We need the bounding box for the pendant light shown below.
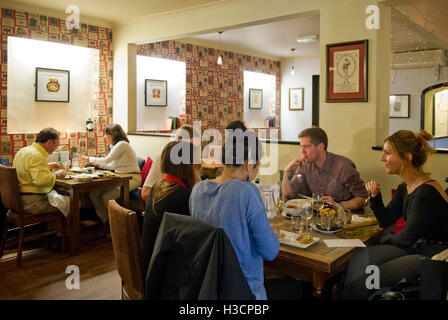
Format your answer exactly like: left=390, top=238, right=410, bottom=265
left=217, top=31, right=223, bottom=65
left=290, top=48, right=296, bottom=75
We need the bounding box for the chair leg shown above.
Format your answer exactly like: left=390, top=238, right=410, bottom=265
left=0, top=219, right=8, bottom=259
left=17, top=226, right=24, bottom=267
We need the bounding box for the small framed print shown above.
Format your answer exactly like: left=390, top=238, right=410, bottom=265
left=35, top=67, right=70, bottom=102
left=249, top=88, right=262, bottom=109
left=326, top=39, right=368, bottom=102
left=289, top=88, right=304, bottom=110
left=145, top=79, right=167, bottom=106
left=389, top=94, right=410, bottom=118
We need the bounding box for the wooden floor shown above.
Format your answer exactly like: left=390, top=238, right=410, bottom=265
left=0, top=232, right=121, bottom=300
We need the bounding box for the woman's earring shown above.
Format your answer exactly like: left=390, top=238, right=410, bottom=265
left=246, top=175, right=250, bottom=182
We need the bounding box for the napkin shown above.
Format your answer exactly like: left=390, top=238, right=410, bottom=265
left=323, top=239, right=366, bottom=248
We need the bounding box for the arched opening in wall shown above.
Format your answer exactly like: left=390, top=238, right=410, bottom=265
left=421, top=82, right=448, bottom=149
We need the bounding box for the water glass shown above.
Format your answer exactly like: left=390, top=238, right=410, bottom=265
left=291, top=214, right=301, bottom=233
left=338, top=208, right=352, bottom=226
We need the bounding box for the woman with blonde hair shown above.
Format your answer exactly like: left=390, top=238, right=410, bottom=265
left=343, top=130, right=448, bottom=299
left=82, top=123, right=141, bottom=226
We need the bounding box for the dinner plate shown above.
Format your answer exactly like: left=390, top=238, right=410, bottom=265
left=70, top=167, right=84, bottom=173
left=278, top=231, right=319, bottom=249
left=313, top=224, right=342, bottom=234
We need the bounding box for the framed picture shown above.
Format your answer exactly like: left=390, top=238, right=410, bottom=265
left=35, top=67, right=70, bottom=102
left=249, top=88, right=262, bottom=109
left=145, top=79, right=167, bottom=106
left=289, top=88, right=304, bottom=110
left=326, top=39, right=368, bottom=102
left=389, top=94, right=410, bottom=118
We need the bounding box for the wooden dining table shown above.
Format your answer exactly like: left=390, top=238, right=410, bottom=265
left=54, top=173, right=132, bottom=256
left=265, top=212, right=383, bottom=298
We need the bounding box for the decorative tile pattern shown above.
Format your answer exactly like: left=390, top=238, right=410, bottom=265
left=0, top=8, right=113, bottom=163
left=138, top=41, right=281, bottom=139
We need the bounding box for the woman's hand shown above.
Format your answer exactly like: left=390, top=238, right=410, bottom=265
left=365, top=180, right=381, bottom=197
left=48, top=162, right=61, bottom=170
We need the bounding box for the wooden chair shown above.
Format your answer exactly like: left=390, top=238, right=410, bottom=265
left=108, top=200, right=145, bottom=300
left=0, top=165, right=67, bottom=267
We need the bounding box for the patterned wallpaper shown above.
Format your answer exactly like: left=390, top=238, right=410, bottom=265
left=137, top=41, right=281, bottom=139
left=0, top=8, right=113, bottom=163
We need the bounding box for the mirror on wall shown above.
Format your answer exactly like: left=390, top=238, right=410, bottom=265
left=421, top=82, right=448, bottom=138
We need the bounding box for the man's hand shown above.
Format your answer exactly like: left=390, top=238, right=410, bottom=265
left=48, top=162, right=61, bottom=170
left=320, top=195, right=335, bottom=203
left=55, top=170, right=66, bottom=179
left=284, top=157, right=305, bottom=180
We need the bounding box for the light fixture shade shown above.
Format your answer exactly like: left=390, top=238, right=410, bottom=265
left=290, top=65, right=295, bottom=75
left=296, top=35, right=319, bottom=43
left=217, top=54, right=222, bottom=65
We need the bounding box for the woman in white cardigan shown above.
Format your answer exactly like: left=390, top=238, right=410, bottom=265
left=82, top=124, right=141, bottom=225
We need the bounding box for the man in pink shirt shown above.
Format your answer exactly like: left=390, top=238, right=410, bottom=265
left=282, top=127, right=368, bottom=210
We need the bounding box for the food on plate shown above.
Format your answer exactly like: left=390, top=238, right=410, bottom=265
left=286, top=205, right=298, bottom=209
left=319, top=207, right=336, bottom=215
left=296, top=234, right=314, bottom=244
left=77, top=174, right=91, bottom=179
left=351, top=215, right=377, bottom=223
left=345, top=227, right=379, bottom=237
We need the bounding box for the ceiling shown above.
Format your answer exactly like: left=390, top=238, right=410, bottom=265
left=179, top=13, right=320, bottom=60
left=5, top=0, right=448, bottom=59
left=6, top=0, right=223, bottom=25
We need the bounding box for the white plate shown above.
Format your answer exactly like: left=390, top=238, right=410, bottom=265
left=70, top=167, right=84, bottom=173
left=278, top=231, right=319, bottom=249
left=313, top=224, right=341, bottom=234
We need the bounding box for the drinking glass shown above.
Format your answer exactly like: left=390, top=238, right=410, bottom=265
left=291, top=214, right=301, bottom=233
left=300, top=200, right=313, bottom=236
left=260, top=185, right=276, bottom=219
left=338, top=208, right=352, bottom=226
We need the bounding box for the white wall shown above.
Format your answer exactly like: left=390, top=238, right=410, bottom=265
left=389, top=66, right=448, bottom=135
left=243, top=71, right=276, bottom=128
left=136, top=56, right=186, bottom=130
left=281, top=57, right=320, bottom=141
left=7, top=36, right=98, bottom=133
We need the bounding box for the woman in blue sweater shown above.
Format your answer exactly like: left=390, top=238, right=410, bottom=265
left=189, top=123, right=279, bottom=300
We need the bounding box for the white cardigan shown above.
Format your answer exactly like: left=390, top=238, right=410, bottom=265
left=89, top=141, right=140, bottom=174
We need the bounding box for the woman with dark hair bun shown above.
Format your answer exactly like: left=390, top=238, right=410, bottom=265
left=343, top=130, right=448, bottom=299
left=189, top=124, right=279, bottom=300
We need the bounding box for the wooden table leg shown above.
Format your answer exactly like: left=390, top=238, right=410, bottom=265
left=119, top=180, right=129, bottom=207
left=69, top=190, right=80, bottom=256
left=312, top=270, right=327, bottom=297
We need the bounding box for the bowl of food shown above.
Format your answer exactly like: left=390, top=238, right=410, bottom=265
left=318, top=207, right=338, bottom=231
left=76, top=174, right=93, bottom=182
left=283, top=199, right=311, bottom=216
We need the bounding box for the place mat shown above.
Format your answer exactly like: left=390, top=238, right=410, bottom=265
left=324, top=239, right=366, bottom=248
left=337, top=225, right=382, bottom=239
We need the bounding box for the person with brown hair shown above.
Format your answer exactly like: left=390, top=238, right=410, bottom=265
left=343, top=130, right=448, bottom=300
left=140, top=124, right=201, bottom=202
left=282, top=127, right=368, bottom=210
left=82, top=123, right=141, bottom=225
left=141, top=140, right=201, bottom=276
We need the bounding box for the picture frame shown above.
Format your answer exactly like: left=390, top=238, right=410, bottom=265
left=249, top=88, right=263, bottom=109
left=145, top=79, right=167, bottom=106
left=289, top=88, right=304, bottom=110
left=326, top=39, right=368, bottom=102
left=35, top=67, right=70, bottom=102
left=389, top=94, right=410, bottom=118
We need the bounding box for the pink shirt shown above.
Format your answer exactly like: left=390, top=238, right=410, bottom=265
left=290, top=152, right=368, bottom=202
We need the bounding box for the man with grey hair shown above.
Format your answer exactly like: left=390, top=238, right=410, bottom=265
left=282, top=127, right=368, bottom=210
left=13, top=127, right=66, bottom=214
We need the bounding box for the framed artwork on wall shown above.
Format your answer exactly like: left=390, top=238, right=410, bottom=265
left=249, top=88, right=262, bottom=109
left=389, top=94, right=410, bottom=118
left=289, top=88, right=304, bottom=110
left=35, top=67, right=70, bottom=102
left=326, top=39, right=368, bottom=102
left=145, top=79, right=167, bottom=106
